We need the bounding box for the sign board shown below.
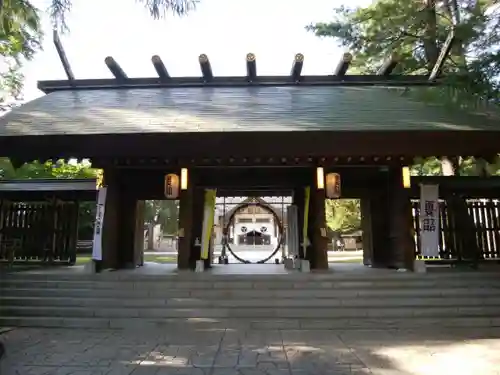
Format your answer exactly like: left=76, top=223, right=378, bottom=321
left=92, top=187, right=107, bottom=261
left=419, top=184, right=440, bottom=257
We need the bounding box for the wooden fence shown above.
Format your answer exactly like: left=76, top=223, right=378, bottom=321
left=0, top=200, right=80, bottom=265
left=412, top=199, right=500, bottom=261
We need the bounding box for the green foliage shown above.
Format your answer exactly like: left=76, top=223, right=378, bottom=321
left=144, top=200, right=179, bottom=234
left=307, top=0, right=500, bottom=106
left=0, top=0, right=42, bottom=109
left=0, top=158, right=98, bottom=179
left=325, top=199, right=361, bottom=233
left=308, top=0, right=500, bottom=176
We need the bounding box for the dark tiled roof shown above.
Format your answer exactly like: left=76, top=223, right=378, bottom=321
left=0, top=86, right=498, bottom=136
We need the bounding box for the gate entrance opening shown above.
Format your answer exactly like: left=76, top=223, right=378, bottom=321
left=214, top=196, right=291, bottom=264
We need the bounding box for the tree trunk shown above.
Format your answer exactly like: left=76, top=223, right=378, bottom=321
left=147, top=222, right=155, bottom=250
left=422, top=0, right=439, bottom=70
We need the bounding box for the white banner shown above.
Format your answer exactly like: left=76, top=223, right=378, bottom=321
left=419, top=184, right=440, bottom=257
left=92, top=187, right=108, bottom=261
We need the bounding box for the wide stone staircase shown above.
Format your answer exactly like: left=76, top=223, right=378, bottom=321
left=1, top=269, right=500, bottom=330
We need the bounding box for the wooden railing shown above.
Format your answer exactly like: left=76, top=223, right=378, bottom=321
left=0, top=201, right=79, bottom=265
left=412, top=198, right=500, bottom=262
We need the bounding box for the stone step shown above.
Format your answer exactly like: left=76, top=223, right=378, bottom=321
left=3, top=295, right=500, bottom=308
left=3, top=270, right=500, bottom=283
left=2, top=286, right=500, bottom=299
left=1, top=315, right=500, bottom=330
left=2, top=304, right=500, bottom=319
left=3, top=278, right=500, bottom=290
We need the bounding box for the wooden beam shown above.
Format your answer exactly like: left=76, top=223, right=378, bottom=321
left=291, top=53, right=304, bottom=81
left=429, top=30, right=455, bottom=81
left=52, top=30, right=75, bottom=81
left=198, top=54, right=213, bottom=81
left=104, top=56, right=128, bottom=80
left=37, top=74, right=440, bottom=93
left=151, top=55, right=170, bottom=82
left=246, top=53, right=257, bottom=81
left=377, top=53, right=399, bottom=75
left=334, top=52, right=352, bottom=77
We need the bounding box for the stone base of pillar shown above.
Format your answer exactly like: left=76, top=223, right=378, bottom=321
left=195, top=260, right=205, bottom=272
left=84, top=260, right=98, bottom=274
left=299, top=259, right=310, bottom=272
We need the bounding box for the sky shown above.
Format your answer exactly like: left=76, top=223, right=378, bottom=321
left=22, top=0, right=370, bottom=100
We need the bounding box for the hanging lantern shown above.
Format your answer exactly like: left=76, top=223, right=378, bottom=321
left=325, top=172, right=341, bottom=199
left=164, top=173, right=180, bottom=199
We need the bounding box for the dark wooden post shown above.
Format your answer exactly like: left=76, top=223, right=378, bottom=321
left=99, top=168, right=121, bottom=270
left=190, top=187, right=205, bottom=269
left=386, top=167, right=415, bottom=270
left=369, top=187, right=391, bottom=267
left=360, top=198, right=373, bottom=266
left=68, top=201, right=80, bottom=265
left=292, top=187, right=305, bottom=259
left=117, top=193, right=142, bottom=269
left=178, top=180, right=194, bottom=270
left=307, top=187, right=329, bottom=270
left=134, top=201, right=145, bottom=266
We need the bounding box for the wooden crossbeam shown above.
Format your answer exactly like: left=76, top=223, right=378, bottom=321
left=246, top=53, right=257, bottom=81
left=38, top=74, right=442, bottom=93
left=377, top=53, right=399, bottom=75
left=334, top=53, right=352, bottom=77
left=52, top=30, right=75, bottom=81
left=429, top=30, right=455, bottom=81
left=199, top=54, right=213, bottom=81
left=151, top=55, right=170, bottom=82
left=104, top=56, right=128, bottom=81
left=291, top=53, right=304, bottom=81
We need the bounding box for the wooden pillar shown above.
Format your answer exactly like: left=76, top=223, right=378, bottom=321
left=134, top=201, right=145, bottom=266
left=189, top=187, right=205, bottom=269
left=68, top=201, right=80, bottom=265
left=369, top=187, right=391, bottom=267
left=386, top=167, right=415, bottom=270
left=360, top=198, right=373, bottom=266
left=99, top=168, right=120, bottom=270
left=292, top=187, right=305, bottom=259
left=116, top=193, right=142, bottom=269
left=178, top=181, right=194, bottom=270
left=307, top=187, right=329, bottom=270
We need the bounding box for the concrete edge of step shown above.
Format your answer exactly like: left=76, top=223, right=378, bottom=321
left=2, top=316, right=500, bottom=330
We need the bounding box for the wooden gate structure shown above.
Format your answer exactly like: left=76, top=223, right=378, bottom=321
left=0, top=179, right=97, bottom=265
left=410, top=176, right=500, bottom=263
left=1, top=40, right=500, bottom=271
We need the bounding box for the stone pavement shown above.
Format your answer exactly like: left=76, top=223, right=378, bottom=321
left=1, top=326, right=500, bottom=375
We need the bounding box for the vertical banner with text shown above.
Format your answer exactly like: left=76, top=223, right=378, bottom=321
left=201, top=189, right=217, bottom=260
left=419, top=184, right=440, bottom=257
left=91, top=187, right=108, bottom=261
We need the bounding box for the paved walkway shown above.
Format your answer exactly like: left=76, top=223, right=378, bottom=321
left=2, top=327, right=500, bottom=375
